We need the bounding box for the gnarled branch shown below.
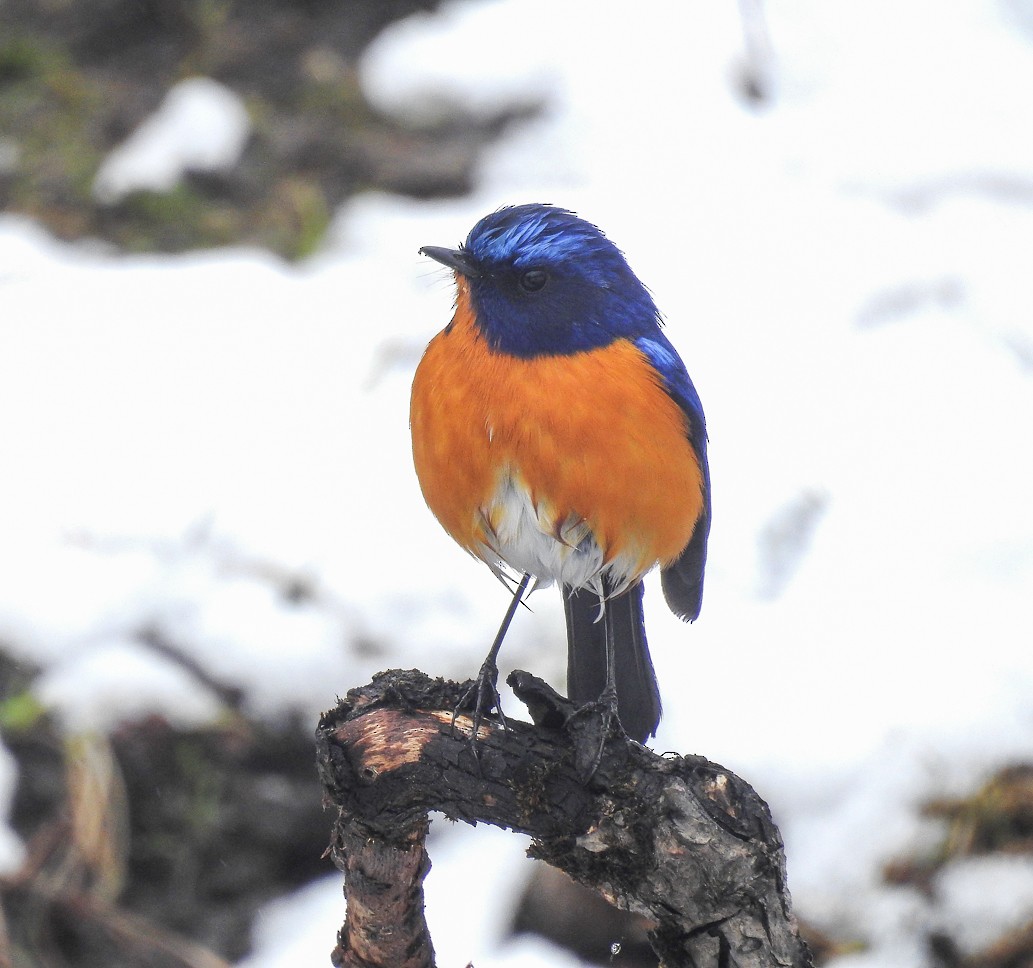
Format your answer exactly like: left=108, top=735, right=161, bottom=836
left=316, top=669, right=813, bottom=968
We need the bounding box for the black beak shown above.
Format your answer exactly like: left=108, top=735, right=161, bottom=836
left=419, top=245, right=481, bottom=278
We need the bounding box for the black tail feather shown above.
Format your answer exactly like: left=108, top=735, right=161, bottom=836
left=563, top=581, right=661, bottom=742
left=660, top=499, right=710, bottom=622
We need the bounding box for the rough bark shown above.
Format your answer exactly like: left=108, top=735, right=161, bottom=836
left=316, top=668, right=814, bottom=968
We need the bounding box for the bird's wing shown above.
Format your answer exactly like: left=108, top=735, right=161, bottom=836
left=633, top=332, right=711, bottom=621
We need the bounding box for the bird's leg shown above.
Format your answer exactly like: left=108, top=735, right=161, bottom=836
left=600, top=593, right=621, bottom=724
left=571, top=582, right=623, bottom=781
left=453, top=572, right=532, bottom=744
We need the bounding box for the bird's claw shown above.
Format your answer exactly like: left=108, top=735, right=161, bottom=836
left=452, top=658, right=508, bottom=748
left=566, top=689, right=622, bottom=782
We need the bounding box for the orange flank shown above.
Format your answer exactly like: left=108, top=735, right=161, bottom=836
left=410, top=279, right=705, bottom=580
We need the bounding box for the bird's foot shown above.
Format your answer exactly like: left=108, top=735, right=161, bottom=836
left=452, top=658, right=508, bottom=751
left=565, top=687, right=622, bottom=783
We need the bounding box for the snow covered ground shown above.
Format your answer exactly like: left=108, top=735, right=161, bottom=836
left=3, top=0, right=1033, bottom=965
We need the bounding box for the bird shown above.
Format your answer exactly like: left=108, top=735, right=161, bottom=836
left=410, top=203, right=710, bottom=748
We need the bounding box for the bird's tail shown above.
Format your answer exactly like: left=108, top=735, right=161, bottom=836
left=563, top=581, right=661, bottom=743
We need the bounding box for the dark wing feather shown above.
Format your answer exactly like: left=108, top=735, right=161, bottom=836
left=634, top=333, right=711, bottom=622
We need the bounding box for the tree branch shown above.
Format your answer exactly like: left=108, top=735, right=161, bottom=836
left=316, top=669, right=814, bottom=968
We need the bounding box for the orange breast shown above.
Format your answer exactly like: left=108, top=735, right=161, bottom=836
left=410, top=279, right=705, bottom=580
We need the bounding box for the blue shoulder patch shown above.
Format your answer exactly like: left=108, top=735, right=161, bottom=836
left=635, top=331, right=711, bottom=622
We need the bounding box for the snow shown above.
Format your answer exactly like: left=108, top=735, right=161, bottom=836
left=93, top=77, right=252, bottom=203
left=237, top=876, right=348, bottom=968
left=0, top=745, right=24, bottom=876
left=242, top=828, right=571, bottom=968
left=932, top=855, right=1033, bottom=954
left=2, top=0, right=1033, bottom=964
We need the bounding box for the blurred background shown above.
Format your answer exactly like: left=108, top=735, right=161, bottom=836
left=1, top=1, right=1032, bottom=966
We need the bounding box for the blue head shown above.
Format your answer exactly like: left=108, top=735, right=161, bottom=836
left=421, top=204, right=662, bottom=357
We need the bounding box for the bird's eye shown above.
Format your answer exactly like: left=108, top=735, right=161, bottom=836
left=519, top=268, right=548, bottom=293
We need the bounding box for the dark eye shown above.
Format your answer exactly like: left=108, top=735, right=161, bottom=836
left=519, top=268, right=548, bottom=293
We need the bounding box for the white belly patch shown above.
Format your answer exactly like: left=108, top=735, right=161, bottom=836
left=475, top=473, right=639, bottom=596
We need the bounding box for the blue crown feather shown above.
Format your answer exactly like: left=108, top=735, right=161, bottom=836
left=458, top=204, right=663, bottom=358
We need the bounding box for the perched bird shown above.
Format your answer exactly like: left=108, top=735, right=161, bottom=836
left=410, top=204, right=710, bottom=745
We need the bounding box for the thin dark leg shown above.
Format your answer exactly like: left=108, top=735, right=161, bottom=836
left=484, top=571, right=532, bottom=677
left=570, top=578, right=623, bottom=781
left=454, top=572, right=532, bottom=743
left=600, top=591, right=620, bottom=713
